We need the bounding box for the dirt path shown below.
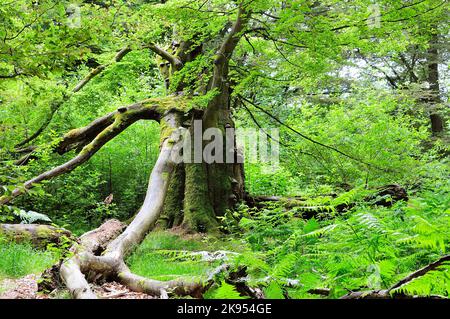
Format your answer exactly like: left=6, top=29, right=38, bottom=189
left=0, top=274, right=44, bottom=299
left=0, top=275, right=157, bottom=299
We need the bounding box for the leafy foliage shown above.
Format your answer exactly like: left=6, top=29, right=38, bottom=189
left=223, top=183, right=450, bottom=298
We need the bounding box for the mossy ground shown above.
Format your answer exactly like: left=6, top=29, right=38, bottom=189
left=125, top=230, right=244, bottom=282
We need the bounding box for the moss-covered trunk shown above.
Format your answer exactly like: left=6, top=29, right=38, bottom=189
left=154, top=5, right=247, bottom=233
left=156, top=107, right=245, bottom=233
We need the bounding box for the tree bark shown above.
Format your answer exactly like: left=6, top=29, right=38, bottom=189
left=51, top=111, right=209, bottom=298
left=9, top=4, right=252, bottom=298
left=341, top=255, right=450, bottom=299
left=0, top=98, right=181, bottom=205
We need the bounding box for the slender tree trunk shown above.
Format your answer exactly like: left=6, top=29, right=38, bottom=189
left=426, top=32, right=445, bottom=135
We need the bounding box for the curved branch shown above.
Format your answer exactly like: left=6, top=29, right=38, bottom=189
left=388, top=254, right=450, bottom=292
left=103, top=112, right=182, bottom=259
left=341, top=255, right=450, bottom=299
left=1, top=99, right=167, bottom=205
left=240, top=101, right=288, bottom=147
left=15, top=98, right=68, bottom=149
left=117, top=266, right=203, bottom=298
left=146, top=43, right=183, bottom=69
left=211, top=3, right=249, bottom=83
left=72, top=46, right=131, bottom=93
left=58, top=112, right=189, bottom=299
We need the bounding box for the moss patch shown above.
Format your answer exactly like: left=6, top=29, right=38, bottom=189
left=143, top=96, right=192, bottom=114
left=159, top=164, right=185, bottom=228
left=125, top=231, right=244, bottom=282
left=183, top=163, right=218, bottom=233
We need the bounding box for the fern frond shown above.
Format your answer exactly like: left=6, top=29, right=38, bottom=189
left=301, top=224, right=338, bottom=239
left=213, top=281, right=246, bottom=299
left=271, top=253, right=298, bottom=278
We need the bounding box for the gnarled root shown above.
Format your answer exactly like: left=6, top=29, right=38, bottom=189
left=47, top=112, right=204, bottom=299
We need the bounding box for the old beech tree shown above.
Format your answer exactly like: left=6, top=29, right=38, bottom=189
left=0, top=0, right=447, bottom=298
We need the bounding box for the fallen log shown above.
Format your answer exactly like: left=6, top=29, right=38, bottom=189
left=0, top=223, right=73, bottom=248
left=245, top=184, right=409, bottom=219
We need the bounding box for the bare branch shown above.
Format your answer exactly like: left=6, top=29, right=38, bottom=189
left=238, top=95, right=386, bottom=170
left=342, top=255, right=450, bottom=299
left=1, top=99, right=166, bottom=205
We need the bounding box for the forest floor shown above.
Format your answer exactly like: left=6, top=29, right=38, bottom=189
left=0, top=230, right=241, bottom=299
left=1, top=188, right=448, bottom=299
left=0, top=275, right=156, bottom=299
left=0, top=274, right=43, bottom=299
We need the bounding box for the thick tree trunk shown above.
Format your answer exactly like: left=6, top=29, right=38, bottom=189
left=155, top=117, right=246, bottom=233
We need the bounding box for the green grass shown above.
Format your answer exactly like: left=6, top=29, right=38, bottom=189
left=0, top=237, right=57, bottom=279
left=126, top=231, right=244, bottom=281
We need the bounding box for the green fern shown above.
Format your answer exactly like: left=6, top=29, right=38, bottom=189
left=391, top=262, right=450, bottom=297
left=15, top=209, right=51, bottom=224
left=213, top=281, right=246, bottom=299
left=263, top=281, right=285, bottom=299
left=271, top=253, right=298, bottom=279
left=300, top=224, right=338, bottom=239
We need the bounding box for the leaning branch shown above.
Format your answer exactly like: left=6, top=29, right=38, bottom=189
left=14, top=98, right=69, bottom=150
left=388, top=254, right=450, bottom=292
left=341, top=254, right=450, bottom=299
left=240, top=101, right=288, bottom=147
left=1, top=99, right=165, bottom=205
left=146, top=43, right=183, bottom=69
left=58, top=112, right=196, bottom=299
left=72, top=46, right=131, bottom=93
